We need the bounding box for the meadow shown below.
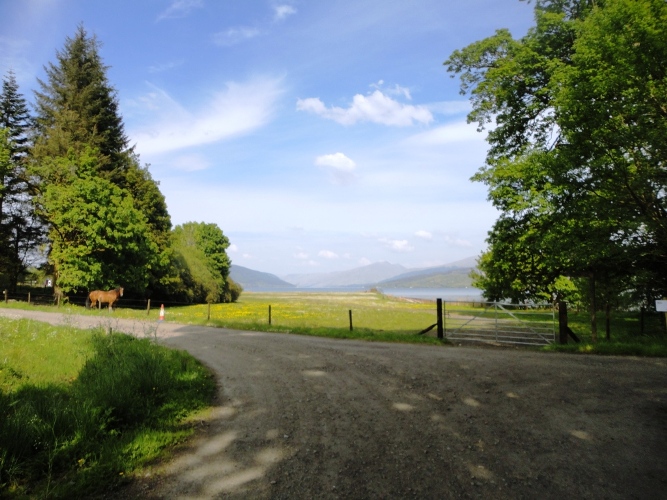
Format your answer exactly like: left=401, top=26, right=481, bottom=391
left=2, top=290, right=666, bottom=354
left=0, top=316, right=215, bottom=498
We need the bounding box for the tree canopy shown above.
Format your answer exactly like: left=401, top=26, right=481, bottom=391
left=446, top=0, right=667, bottom=330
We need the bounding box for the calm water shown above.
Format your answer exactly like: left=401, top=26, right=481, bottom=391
left=245, top=286, right=484, bottom=301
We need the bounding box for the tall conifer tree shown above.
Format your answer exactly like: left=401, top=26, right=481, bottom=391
left=0, top=71, right=42, bottom=291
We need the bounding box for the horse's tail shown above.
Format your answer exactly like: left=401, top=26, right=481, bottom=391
left=85, top=294, right=91, bottom=309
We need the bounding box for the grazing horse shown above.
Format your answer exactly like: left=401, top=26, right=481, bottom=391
left=86, top=287, right=124, bottom=311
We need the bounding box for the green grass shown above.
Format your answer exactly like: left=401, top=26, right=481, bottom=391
left=543, top=309, right=667, bottom=356
left=3, top=290, right=667, bottom=355
left=0, top=317, right=216, bottom=498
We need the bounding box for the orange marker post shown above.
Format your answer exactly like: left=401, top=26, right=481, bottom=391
left=159, top=304, right=165, bottom=321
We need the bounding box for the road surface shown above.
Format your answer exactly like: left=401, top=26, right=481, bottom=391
left=1, top=308, right=666, bottom=499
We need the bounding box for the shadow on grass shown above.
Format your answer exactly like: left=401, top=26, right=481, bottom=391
left=0, top=331, right=216, bottom=498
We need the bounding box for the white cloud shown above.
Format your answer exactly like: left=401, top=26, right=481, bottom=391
left=444, top=235, right=473, bottom=248
left=274, top=5, right=297, bottom=21
left=213, top=27, right=261, bottom=46
left=380, top=238, right=414, bottom=253
left=294, top=252, right=309, bottom=260
left=296, top=89, right=433, bottom=126
left=228, top=244, right=239, bottom=252
left=315, top=153, right=357, bottom=185
left=404, top=121, right=483, bottom=146
left=318, top=250, right=339, bottom=259
left=315, top=152, right=356, bottom=172
left=128, top=78, right=283, bottom=156
left=371, top=80, right=412, bottom=100
left=157, top=0, right=203, bottom=21
left=415, top=230, right=433, bottom=240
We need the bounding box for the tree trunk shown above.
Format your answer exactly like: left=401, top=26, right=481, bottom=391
left=589, top=273, right=597, bottom=343
left=605, top=302, right=611, bottom=341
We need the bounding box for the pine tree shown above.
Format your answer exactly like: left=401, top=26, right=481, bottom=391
left=33, top=24, right=129, bottom=183
left=1, top=70, right=32, bottom=160
left=0, top=71, right=43, bottom=291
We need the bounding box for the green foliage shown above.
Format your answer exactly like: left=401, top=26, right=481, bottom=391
left=0, top=317, right=215, bottom=497
left=447, top=0, right=667, bottom=316
left=171, top=222, right=235, bottom=303
left=0, top=72, right=44, bottom=292
left=33, top=25, right=128, bottom=175
left=33, top=147, right=157, bottom=293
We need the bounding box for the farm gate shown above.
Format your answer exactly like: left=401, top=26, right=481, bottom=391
left=443, top=301, right=555, bottom=346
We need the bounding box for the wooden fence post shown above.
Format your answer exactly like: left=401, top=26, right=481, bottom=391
left=207, top=302, right=211, bottom=321
left=147, top=298, right=151, bottom=315
left=269, top=305, right=272, bottom=325
left=436, top=299, right=443, bottom=339
left=558, top=301, right=568, bottom=345
left=349, top=310, right=353, bottom=331
left=28, top=292, right=31, bottom=305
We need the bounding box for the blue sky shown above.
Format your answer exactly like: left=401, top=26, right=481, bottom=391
left=0, top=0, right=535, bottom=276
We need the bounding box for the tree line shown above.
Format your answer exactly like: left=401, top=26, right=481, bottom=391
left=446, top=0, right=667, bottom=339
left=0, top=26, right=241, bottom=303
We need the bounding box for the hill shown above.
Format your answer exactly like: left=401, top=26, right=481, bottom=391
left=282, top=262, right=407, bottom=288
left=378, top=267, right=473, bottom=288
left=230, top=265, right=295, bottom=289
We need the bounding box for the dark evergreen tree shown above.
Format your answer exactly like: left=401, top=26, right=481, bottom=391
left=0, top=71, right=43, bottom=291
left=33, top=25, right=128, bottom=183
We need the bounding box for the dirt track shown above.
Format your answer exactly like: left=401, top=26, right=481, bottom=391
left=1, top=309, right=666, bottom=499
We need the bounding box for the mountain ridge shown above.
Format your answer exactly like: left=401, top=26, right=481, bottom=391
left=231, top=256, right=478, bottom=290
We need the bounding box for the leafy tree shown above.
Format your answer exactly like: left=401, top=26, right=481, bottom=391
left=447, top=0, right=667, bottom=339
left=171, top=222, right=237, bottom=303
left=33, top=147, right=156, bottom=293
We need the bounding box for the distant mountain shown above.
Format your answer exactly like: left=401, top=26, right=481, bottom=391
left=282, top=262, right=407, bottom=288
left=230, top=265, right=295, bottom=289
left=378, top=267, right=474, bottom=288
left=233, top=256, right=479, bottom=290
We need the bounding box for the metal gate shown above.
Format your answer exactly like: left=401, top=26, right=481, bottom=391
left=443, top=302, right=555, bottom=346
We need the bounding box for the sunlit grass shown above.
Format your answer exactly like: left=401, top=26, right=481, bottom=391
left=0, top=317, right=215, bottom=498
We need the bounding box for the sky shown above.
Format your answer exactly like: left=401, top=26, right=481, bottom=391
left=0, top=0, right=536, bottom=277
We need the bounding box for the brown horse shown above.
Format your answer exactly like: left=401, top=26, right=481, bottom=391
left=86, top=287, right=124, bottom=311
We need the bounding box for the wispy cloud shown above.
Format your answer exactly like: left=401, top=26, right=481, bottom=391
left=148, top=59, right=184, bottom=73
left=415, top=230, right=433, bottom=240
left=157, top=0, right=203, bottom=21
left=297, top=89, right=433, bottom=127
left=315, top=152, right=357, bottom=185
left=273, top=4, right=297, bottom=22
left=403, top=121, right=481, bottom=146
left=380, top=238, right=414, bottom=253
left=127, top=77, right=283, bottom=156
left=318, top=250, right=339, bottom=259
left=213, top=26, right=261, bottom=46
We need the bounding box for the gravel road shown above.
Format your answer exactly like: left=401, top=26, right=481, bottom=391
left=2, top=308, right=666, bottom=499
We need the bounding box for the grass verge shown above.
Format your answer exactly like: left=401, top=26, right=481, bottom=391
left=0, top=317, right=216, bottom=498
